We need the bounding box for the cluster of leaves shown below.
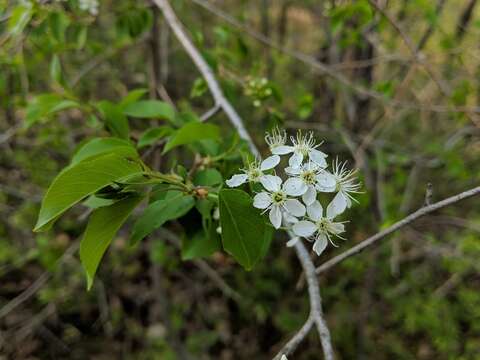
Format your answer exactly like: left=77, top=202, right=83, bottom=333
left=31, top=89, right=278, bottom=289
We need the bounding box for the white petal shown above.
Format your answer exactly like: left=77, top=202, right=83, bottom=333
left=253, top=192, right=272, bottom=209
left=316, top=171, right=336, bottom=188
left=288, top=151, right=304, bottom=168
left=316, top=184, right=336, bottom=192
left=284, top=199, right=306, bottom=217
left=260, top=155, right=280, bottom=171
left=260, top=175, right=282, bottom=192
left=286, top=237, right=299, bottom=248
left=313, top=234, right=328, bottom=256
left=272, top=145, right=293, bottom=155
left=226, top=174, right=248, bottom=187
left=292, top=220, right=317, bottom=237
left=282, top=212, right=299, bottom=226
left=309, top=149, right=328, bottom=167
left=345, top=194, right=352, bottom=208
left=330, top=221, right=345, bottom=235
left=302, top=185, right=317, bottom=206
left=306, top=161, right=320, bottom=171
left=269, top=205, right=282, bottom=229
left=307, top=200, right=323, bottom=221
left=285, top=166, right=301, bottom=175
left=281, top=355, right=289, bottom=360
left=326, top=191, right=347, bottom=218
left=283, top=177, right=308, bottom=196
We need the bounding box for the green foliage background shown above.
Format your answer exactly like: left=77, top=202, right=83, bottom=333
left=1, top=0, right=480, bottom=359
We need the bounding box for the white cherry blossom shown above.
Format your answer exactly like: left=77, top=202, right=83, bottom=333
left=276, top=131, right=328, bottom=168
left=292, top=201, right=346, bottom=256
left=225, top=128, right=360, bottom=256
left=253, top=175, right=306, bottom=229
left=265, top=128, right=291, bottom=155
left=283, top=161, right=336, bottom=204
left=226, top=155, right=280, bottom=187
left=325, top=159, right=362, bottom=218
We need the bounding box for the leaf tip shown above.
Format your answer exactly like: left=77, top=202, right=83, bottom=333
left=86, top=274, right=94, bottom=291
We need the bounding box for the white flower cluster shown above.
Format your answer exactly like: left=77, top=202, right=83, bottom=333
left=226, top=129, right=361, bottom=256
left=79, top=0, right=99, bottom=16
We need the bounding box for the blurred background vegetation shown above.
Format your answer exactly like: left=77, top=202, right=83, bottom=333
left=1, top=0, right=480, bottom=359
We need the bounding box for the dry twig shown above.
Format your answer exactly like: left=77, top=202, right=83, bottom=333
left=153, top=0, right=259, bottom=157
left=316, top=185, right=480, bottom=275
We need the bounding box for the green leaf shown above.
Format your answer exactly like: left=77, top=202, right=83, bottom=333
left=80, top=195, right=143, bottom=290
left=190, top=78, right=208, bottom=98
left=123, top=100, right=175, bottom=121
left=96, top=101, right=129, bottom=139
left=34, top=153, right=143, bottom=232
left=82, top=195, right=116, bottom=209
left=219, top=189, right=273, bottom=270
left=130, top=191, right=195, bottom=245
left=297, top=93, right=313, bottom=119
left=163, top=122, right=220, bottom=153
left=8, top=4, right=33, bottom=36
left=50, top=55, right=62, bottom=84
left=119, top=89, right=148, bottom=107
left=137, top=126, right=174, bottom=148
left=48, top=11, right=70, bottom=43
left=193, top=168, right=223, bottom=186
left=181, top=229, right=221, bottom=260
left=71, top=138, right=137, bottom=165
left=25, top=94, right=79, bottom=128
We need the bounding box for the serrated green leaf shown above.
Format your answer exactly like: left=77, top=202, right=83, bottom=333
left=219, top=189, right=273, bottom=270
left=123, top=100, right=175, bottom=121
left=71, top=138, right=137, bottom=165
left=130, top=191, right=195, bottom=245
left=163, top=122, right=220, bottom=153
left=34, top=153, right=143, bottom=232
left=80, top=195, right=143, bottom=290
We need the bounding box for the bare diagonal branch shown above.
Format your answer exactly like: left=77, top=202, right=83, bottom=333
left=316, top=185, right=480, bottom=275
left=152, top=0, right=260, bottom=157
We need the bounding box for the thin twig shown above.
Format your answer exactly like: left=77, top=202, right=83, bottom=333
left=274, top=238, right=334, bottom=360
left=153, top=0, right=259, bottom=157
left=190, top=0, right=480, bottom=114
left=366, top=0, right=449, bottom=95
left=295, top=241, right=334, bottom=360
left=272, top=315, right=314, bottom=360
left=200, top=104, right=221, bottom=121
left=316, top=185, right=480, bottom=275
